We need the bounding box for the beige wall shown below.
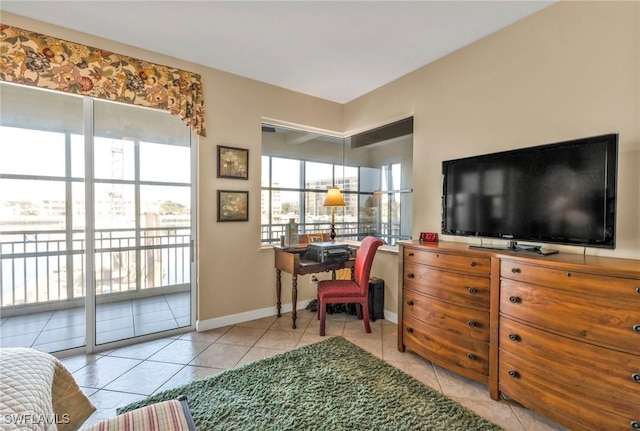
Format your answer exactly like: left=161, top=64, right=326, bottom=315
left=346, top=0, right=640, bottom=259
left=3, top=0, right=639, bottom=328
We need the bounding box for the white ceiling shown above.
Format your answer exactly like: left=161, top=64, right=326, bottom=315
left=1, top=1, right=555, bottom=103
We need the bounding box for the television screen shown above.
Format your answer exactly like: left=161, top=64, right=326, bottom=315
left=441, top=134, right=618, bottom=250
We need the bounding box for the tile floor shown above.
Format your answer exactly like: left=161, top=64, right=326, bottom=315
left=60, top=309, right=569, bottom=431
left=0, top=292, right=190, bottom=352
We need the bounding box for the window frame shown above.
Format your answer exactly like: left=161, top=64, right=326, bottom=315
left=261, top=121, right=413, bottom=247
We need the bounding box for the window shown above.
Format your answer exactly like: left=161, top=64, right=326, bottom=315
left=261, top=119, right=413, bottom=246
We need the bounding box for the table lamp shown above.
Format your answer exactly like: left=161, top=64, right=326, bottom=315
left=323, top=187, right=345, bottom=241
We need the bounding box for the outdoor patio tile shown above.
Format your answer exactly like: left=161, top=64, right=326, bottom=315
left=95, top=327, right=135, bottom=345
left=168, top=305, right=191, bottom=319
left=132, top=299, right=171, bottom=315
left=134, top=319, right=180, bottom=336
left=0, top=332, right=39, bottom=348
left=34, top=324, right=85, bottom=344
left=0, top=318, right=48, bottom=335
left=96, top=303, right=132, bottom=321
left=33, top=336, right=85, bottom=353
left=44, top=312, right=86, bottom=330
left=97, top=315, right=134, bottom=332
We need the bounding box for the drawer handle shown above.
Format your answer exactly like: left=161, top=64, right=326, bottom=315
left=566, top=272, right=572, bottom=278
left=467, top=353, right=476, bottom=360
left=406, top=300, right=414, bottom=306
left=632, top=373, right=640, bottom=382
left=636, top=287, right=640, bottom=294
left=631, top=421, right=640, bottom=430
left=467, top=287, right=477, bottom=294
left=633, top=324, right=640, bottom=333
left=408, top=252, right=414, bottom=256
left=509, top=296, right=519, bottom=304
left=508, top=370, right=519, bottom=378
left=509, top=333, right=519, bottom=342
left=511, top=267, right=521, bottom=274
left=406, top=327, right=414, bottom=334
left=407, top=273, right=415, bottom=279
left=470, top=261, right=477, bottom=267
left=467, top=320, right=476, bottom=327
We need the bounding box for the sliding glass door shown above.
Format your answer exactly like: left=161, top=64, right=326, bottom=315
left=92, top=100, right=194, bottom=346
left=0, top=84, right=86, bottom=352
left=0, top=83, right=195, bottom=353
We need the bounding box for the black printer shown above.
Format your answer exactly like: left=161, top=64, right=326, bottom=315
left=306, top=241, right=351, bottom=263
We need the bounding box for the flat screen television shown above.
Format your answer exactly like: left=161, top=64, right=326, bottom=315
left=441, top=134, right=618, bottom=254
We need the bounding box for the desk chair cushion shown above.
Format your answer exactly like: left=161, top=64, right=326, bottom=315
left=318, top=281, right=360, bottom=297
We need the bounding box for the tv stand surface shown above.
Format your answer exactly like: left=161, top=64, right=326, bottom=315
left=469, top=242, right=558, bottom=256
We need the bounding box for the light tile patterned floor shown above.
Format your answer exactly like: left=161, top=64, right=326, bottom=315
left=62, top=309, right=569, bottom=431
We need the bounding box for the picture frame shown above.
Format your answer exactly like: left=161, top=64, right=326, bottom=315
left=217, top=190, right=249, bottom=222
left=217, top=145, right=249, bottom=179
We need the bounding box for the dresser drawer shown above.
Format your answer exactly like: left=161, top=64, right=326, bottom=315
left=403, top=315, right=489, bottom=377
left=404, top=247, right=490, bottom=276
left=500, top=350, right=638, bottom=431
left=403, top=262, right=490, bottom=309
left=500, top=318, right=640, bottom=414
left=500, top=279, right=640, bottom=354
left=403, top=289, right=489, bottom=342
left=501, top=260, right=640, bottom=302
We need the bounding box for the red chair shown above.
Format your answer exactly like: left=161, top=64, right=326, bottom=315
left=317, top=236, right=383, bottom=336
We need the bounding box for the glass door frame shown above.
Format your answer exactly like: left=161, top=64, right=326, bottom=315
left=82, top=98, right=197, bottom=355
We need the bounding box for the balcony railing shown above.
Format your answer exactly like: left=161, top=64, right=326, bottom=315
left=0, top=227, right=190, bottom=313
left=260, top=221, right=407, bottom=246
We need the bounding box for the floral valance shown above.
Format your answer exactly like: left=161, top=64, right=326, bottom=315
left=0, top=24, right=206, bottom=136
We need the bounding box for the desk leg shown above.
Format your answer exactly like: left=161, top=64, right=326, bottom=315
left=276, top=269, right=282, bottom=318
left=291, top=275, right=298, bottom=329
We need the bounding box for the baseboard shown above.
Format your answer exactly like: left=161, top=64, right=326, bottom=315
left=196, top=302, right=398, bottom=331
left=383, top=310, right=398, bottom=324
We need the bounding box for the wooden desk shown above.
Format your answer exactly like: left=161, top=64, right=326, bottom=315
left=274, top=245, right=354, bottom=329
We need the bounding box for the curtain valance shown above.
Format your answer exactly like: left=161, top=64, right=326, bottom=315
left=0, top=24, right=206, bottom=136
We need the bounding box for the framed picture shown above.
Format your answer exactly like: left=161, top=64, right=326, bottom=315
left=217, top=145, right=249, bottom=179
left=217, top=190, right=249, bottom=222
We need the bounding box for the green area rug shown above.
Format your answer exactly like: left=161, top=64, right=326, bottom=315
left=119, top=336, right=502, bottom=431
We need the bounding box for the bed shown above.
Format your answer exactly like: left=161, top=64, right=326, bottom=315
left=0, top=347, right=96, bottom=431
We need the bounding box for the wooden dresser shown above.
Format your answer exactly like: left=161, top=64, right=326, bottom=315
left=398, top=240, right=640, bottom=431
left=398, top=242, right=495, bottom=385
left=498, top=255, right=640, bottom=431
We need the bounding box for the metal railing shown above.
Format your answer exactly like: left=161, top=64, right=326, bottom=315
left=0, top=227, right=191, bottom=311
left=260, top=221, right=408, bottom=246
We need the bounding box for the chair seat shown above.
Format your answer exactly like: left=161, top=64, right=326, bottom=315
left=317, top=280, right=359, bottom=298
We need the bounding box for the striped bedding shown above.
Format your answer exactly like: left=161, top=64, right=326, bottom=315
left=82, top=397, right=195, bottom=431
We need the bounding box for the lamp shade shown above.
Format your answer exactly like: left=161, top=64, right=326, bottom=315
left=323, top=187, right=345, bottom=207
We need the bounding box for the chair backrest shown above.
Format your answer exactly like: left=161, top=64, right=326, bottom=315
left=353, top=236, right=384, bottom=294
